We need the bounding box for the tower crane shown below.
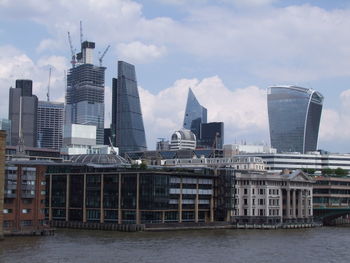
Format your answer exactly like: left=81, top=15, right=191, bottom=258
left=99, top=45, right=110, bottom=66
left=80, top=21, right=83, bottom=45
left=67, top=32, right=76, bottom=67
left=47, top=67, right=51, bottom=102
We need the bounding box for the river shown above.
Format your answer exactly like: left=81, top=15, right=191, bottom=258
left=1, top=227, right=350, bottom=263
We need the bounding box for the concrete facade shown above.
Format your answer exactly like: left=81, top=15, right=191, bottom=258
left=0, top=130, right=6, bottom=239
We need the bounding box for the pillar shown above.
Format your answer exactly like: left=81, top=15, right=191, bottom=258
left=195, top=178, right=199, bottom=223
left=83, top=174, right=87, bottom=223
left=210, top=195, right=214, bottom=222
left=292, top=189, right=296, bottom=219
left=286, top=189, right=291, bottom=219
left=298, top=189, right=303, bottom=219
left=49, top=174, right=52, bottom=222
left=65, top=174, right=70, bottom=222
left=136, top=173, right=140, bottom=224
left=303, top=189, right=308, bottom=219
left=100, top=174, right=104, bottom=223
left=178, top=177, right=183, bottom=223
left=118, top=173, right=122, bottom=224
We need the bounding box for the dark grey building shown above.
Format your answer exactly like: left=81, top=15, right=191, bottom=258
left=37, top=101, right=64, bottom=150
left=104, top=128, right=111, bottom=146
left=199, top=122, right=224, bottom=149
left=183, top=88, right=207, bottom=140
left=8, top=80, right=38, bottom=147
left=267, top=86, right=323, bottom=153
left=65, top=41, right=106, bottom=145
left=111, top=61, right=147, bottom=155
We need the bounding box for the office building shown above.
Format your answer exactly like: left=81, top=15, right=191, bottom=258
left=156, top=139, right=170, bottom=151
left=223, top=144, right=277, bottom=157
left=170, top=129, right=196, bottom=150
left=104, top=128, right=111, bottom=146
left=8, top=79, right=38, bottom=147
left=0, top=131, right=6, bottom=239
left=183, top=88, right=207, bottom=139
left=199, top=122, right=224, bottom=149
left=267, top=86, right=323, bottom=153
left=0, top=119, right=11, bottom=145
left=65, top=41, right=106, bottom=145
left=37, top=101, right=64, bottom=150
left=111, top=61, right=147, bottom=155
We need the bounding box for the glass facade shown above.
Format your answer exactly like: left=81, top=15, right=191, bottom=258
left=267, top=86, right=323, bottom=153
left=111, top=61, right=147, bottom=155
left=66, top=63, right=106, bottom=145
left=183, top=88, right=207, bottom=139
left=199, top=122, right=224, bottom=149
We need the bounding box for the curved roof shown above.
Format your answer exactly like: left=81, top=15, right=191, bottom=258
left=70, top=154, right=129, bottom=166
left=172, top=129, right=196, bottom=141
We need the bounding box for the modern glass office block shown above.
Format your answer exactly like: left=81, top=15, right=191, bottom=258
left=267, top=86, right=323, bottom=153
left=183, top=88, right=207, bottom=139
left=111, top=61, right=147, bottom=155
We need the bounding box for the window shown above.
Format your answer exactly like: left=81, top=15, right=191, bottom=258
left=20, top=220, right=32, bottom=226
left=244, top=188, right=248, bottom=195
left=22, top=209, right=32, bottom=214
left=41, top=190, right=46, bottom=195
left=244, top=199, right=248, bottom=205
left=3, top=209, right=13, bottom=214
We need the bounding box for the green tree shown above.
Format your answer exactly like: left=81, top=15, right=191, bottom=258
left=302, top=168, right=316, bottom=175
left=334, top=167, right=348, bottom=177
left=322, top=168, right=334, bottom=176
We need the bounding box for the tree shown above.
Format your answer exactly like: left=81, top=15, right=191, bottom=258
left=302, top=168, right=316, bottom=175
left=334, top=167, right=348, bottom=177
left=322, top=168, right=334, bottom=176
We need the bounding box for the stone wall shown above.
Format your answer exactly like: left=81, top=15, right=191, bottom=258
left=0, top=130, right=6, bottom=240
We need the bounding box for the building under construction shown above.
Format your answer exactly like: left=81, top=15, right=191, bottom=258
left=65, top=40, right=106, bottom=145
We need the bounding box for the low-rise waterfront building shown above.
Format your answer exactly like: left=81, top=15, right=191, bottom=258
left=233, top=169, right=314, bottom=224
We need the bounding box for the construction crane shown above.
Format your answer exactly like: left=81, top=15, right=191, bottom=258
left=108, top=137, right=117, bottom=155
left=67, top=31, right=76, bottom=67
left=80, top=20, right=83, bottom=45
left=99, top=45, right=110, bottom=66
left=47, top=67, right=51, bottom=102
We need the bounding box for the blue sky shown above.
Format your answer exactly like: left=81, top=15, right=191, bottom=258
left=1, top=0, right=350, bottom=152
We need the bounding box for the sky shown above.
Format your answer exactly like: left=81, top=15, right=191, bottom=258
left=1, top=0, right=350, bottom=152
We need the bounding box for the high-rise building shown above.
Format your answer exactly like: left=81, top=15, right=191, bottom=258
left=65, top=41, right=105, bottom=145
left=37, top=101, right=64, bottom=150
left=0, top=130, right=5, bottom=240
left=8, top=80, right=38, bottom=147
left=0, top=119, right=11, bottom=145
left=183, top=88, right=207, bottom=139
left=267, top=86, right=323, bottom=153
left=111, top=61, right=147, bottom=155
left=199, top=122, right=224, bottom=149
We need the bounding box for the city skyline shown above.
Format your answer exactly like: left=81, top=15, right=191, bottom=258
left=1, top=1, right=350, bottom=152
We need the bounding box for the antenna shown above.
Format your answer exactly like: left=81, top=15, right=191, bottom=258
left=67, top=31, right=76, bottom=67
left=47, top=67, right=51, bottom=102
left=80, top=20, right=83, bottom=45
left=99, top=45, right=110, bottom=66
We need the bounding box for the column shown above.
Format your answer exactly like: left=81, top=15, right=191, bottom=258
left=286, top=189, right=291, bottom=220
left=195, top=178, right=199, bottom=223
left=100, top=174, right=104, bottom=223
left=83, top=174, right=87, bottom=223
left=298, top=189, right=303, bottom=219
left=178, top=177, right=183, bottom=223
left=210, top=195, right=214, bottom=223
left=303, top=189, right=308, bottom=219
left=118, top=173, right=122, bottom=224
left=49, top=174, right=52, bottom=221
left=279, top=187, right=283, bottom=223
left=292, top=189, right=296, bottom=219
left=162, top=211, right=165, bottom=224
left=136, top=173, right=140, bottom=224
left=265, top=187, right=269, bottom=222
left=65, top=174, right=70, bottom=222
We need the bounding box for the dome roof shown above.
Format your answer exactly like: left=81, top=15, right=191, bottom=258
left=70, top=154, right=129, bottom=166
left=171, top=129, right=196, bottom=141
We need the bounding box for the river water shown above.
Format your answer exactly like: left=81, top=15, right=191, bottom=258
left=1, top=227, right=350, bottom=263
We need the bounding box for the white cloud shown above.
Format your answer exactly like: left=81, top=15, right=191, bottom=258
left=117, top=41, right=167, bottom=64
left=139, top=76, right=268, bottom=149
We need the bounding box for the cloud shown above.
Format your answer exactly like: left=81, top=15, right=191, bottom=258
left=117, top=41, right=167, bottom=64
left=139, top=76, right=268, bottom=149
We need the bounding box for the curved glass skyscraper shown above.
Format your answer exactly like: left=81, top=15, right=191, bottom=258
left=111, top=61, right=147, bottom=155
left=183, top=88, right=207, bottom=139
left=267, top=86, right=323, bottom=153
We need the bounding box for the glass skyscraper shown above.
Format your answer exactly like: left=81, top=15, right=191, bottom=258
left=65, top=41, right=105, bottom=145
left=183, top=88, right=207, bottom=139
left=267, top=86, right=323, bottom=153
left=111, top=61, right=147, bottom=155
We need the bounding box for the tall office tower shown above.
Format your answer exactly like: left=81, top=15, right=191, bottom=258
left=267, top=86, right=323, bottom=153
left=37, top=101, right=64, bottom=150
left=199, top=122, right=224, bottom=149
left=183, top=88, right=207, bottom=140
left=0, top=119, right=11, bottom=145
left=65, top=41, right=105, bottom=145
left=111, top=61, right=147, bottom=155
left=8, top=80, right=38, bottom=147
left=0, top=130, right=5, bottom=240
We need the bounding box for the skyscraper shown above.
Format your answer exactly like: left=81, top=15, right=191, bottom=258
left=267, top=86, right=323, bottom=153
left=65, top=41, right=105, bottom=145
left=183, top=88, right=207, bottom=139
left=111, top=61, right=147, bottom=155
left=199, top=122, right=224, bottom=149
left=8, top=80, right=38, bottom=147
left=37, top=101, right=64, bottom=150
